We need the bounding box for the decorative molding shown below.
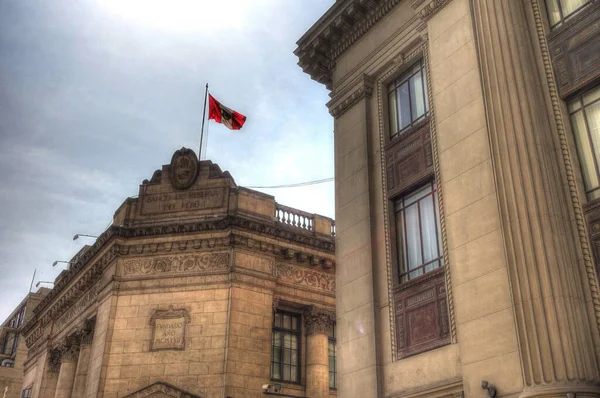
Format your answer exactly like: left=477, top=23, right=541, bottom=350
left=412, top=0, right=453, bottom=21
left=329, top=75, right=374, bottom=118
left=47, top=348, right=62, bottom=373
left=123, top=381, right=201, bottom=398
left=530, top=0, right=600, bottom=336
left=303, top=306, right=335, bottom=335
left=122, top=253, right=229, bottom=277
left=422, top=42, right=456, bottom=344
left=275, top=264, right=335, bottom=293
left=54, top=284, right=99, bottom=329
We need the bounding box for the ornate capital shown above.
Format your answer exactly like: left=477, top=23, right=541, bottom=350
left=303, top=306, right=335, bottom=335
left=47, top=348, right=62, bottom=372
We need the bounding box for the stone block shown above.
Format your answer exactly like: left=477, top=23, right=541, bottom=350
left=439, top=128, right=490, bottom=185
left=445, top=193, right=500, bottom=250
left=443, top=158, right=495, bottom=216
left=120, top=365, right=141, bottom=378
left=461, top=350, right=523, bottom=397
left=454, top=268, right=512, bottom=325
left=338, top=273, right=374, bottom=315
left=164, top=363, right=189, bottom=376
left=338, top=333, right=376, bottom=375
left=430, top=13, right=474, bottom=68
left=140, top=364, right=165, bottom=377
left=338, top=365, right=379, bottom=398
left=449, top=229, right=506, bottom=287
left=189, top=362, right=209, bottom=375
left=428, top=0, right=470, bottom=41
left=337, top=248, right=372, bottom=290
left=437, top=97, right=486, bottom=153
left=434, top=69, right=483, bottom=124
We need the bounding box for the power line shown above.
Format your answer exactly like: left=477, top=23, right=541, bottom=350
left=245, top=177, right=334, bottom=189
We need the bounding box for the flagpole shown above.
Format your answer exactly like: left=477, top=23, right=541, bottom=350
left=199, top=83, right=209, bottom=159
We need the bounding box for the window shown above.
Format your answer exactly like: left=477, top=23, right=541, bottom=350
left=395, top=181, right=443, bottom=282
left=2, top=332, right=17, bottom=356
left=9, top=306, right=26, bottom=329
left=388, top=60, right=429, bottom=138
left=546, top=0, right=591, bottom=27
left=1, top=359, right=14, bottom=368
left=569, top=85, right=600, bottom=201
left=21, top=387, right=32, bottom=398
left=327, top=324, right=336, bottom=389
left=271, top=311, right=300, bottom=383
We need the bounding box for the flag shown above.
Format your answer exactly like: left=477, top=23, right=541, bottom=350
left=208, top=94, right=247, bottom=130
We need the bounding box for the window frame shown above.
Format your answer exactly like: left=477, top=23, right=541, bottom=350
left=271, top=310, right=302, bottom=384
left=545, top=0, right=592, bottom=28
left=394, top=180, right=443, bottom=283
left=21, top=386, right=32, bottom=398
left=568, top=85, right=600, bottom=201
left=388, top=59, right=429, bottom=140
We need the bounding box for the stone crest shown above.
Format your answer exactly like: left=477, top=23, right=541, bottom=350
left=149, top=306, right=190, bottom=351
left=169, top=148, right=198, bottom=189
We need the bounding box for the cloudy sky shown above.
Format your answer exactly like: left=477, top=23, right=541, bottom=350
left=0, top=0, right=334, bottom=322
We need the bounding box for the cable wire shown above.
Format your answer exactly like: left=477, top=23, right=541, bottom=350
left=245, top=177, right=334, bottom=189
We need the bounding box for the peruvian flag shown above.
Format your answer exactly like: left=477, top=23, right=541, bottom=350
left=208, top=94, right=247, bottom=130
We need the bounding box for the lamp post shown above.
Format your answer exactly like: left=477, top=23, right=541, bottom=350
left=52, top=260, right=74, bottom=270
left=73, top=234, right=98, bottom=241
left=35, top=281, right=54, bottom=288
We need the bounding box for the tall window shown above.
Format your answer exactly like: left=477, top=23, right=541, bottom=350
left=395, top=181, right=443, bottom=282
left=388, top=60, right=429, bottom=138
left=21, top=387, right=32, bottom=398
left=2, top=332, right=17, bottom=356
left=327, top=324, right=336, bottom=389
left=546, top=0, right=591, bottom=27
left=569, top=85, right=600, bottom=201
left=271, top=311, right=300, bottom=383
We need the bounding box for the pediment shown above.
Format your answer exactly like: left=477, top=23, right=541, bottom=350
left=123, top=382, right=202, bottom=398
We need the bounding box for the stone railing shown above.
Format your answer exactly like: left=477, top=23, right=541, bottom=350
left=275, top=203, right=335, bottom=237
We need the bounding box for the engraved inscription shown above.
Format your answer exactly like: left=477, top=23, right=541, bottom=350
left=153, top=317, right=185, bottom=350
left=141, top=188, right=225, bottom=215
left=150, top=306, right=190, bottom=351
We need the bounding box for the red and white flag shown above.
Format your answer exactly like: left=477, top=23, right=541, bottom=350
left=208, top=94, right=246, bottom=130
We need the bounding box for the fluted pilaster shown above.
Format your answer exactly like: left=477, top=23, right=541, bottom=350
left=471, top=0, right=600, bottom=393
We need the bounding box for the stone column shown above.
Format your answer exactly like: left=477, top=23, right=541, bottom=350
left=304, top=306, right=335, bottom=398
left=53, top=344, right=78, bottom=398
left=471, top=0, right=600, bottom=395
left=71, top=331, right=93, bottom=398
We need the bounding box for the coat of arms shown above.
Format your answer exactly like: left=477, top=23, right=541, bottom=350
left=169, top=147, right=198, bottom=189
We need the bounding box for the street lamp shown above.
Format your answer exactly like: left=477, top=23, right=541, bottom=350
left=52, top=260, right=73, bottom=268
left=35, top=281, right=54, bottom=288
left=73, top=234, right=99, bottom=241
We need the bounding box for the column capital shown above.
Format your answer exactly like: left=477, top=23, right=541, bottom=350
left=303, top=306, right=335, bottom=335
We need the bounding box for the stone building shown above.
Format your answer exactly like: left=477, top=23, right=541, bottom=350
left=20, top=148, right=336, bottom=398
left=296, top=0, right=600, bottom=397
left=0, top=288, right=49, bottom=398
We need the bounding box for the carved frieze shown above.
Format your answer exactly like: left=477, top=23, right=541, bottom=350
left=149, top=306, right=190, bottom=351
left=122, top=253, right=230, bottom=277
left=275, top=264, right=335, bottom=293
left=303, top=306, right=335, bottom=335
left=394, top=269, right=450, bottom=358
left=55, top=285, right=98, bottom=329
left=548, top=3, right=600, bottom=98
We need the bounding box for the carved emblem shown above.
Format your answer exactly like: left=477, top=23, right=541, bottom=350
left=170, top=147, right=198, bottom=189
left=150, top=306, right=190, bottom=351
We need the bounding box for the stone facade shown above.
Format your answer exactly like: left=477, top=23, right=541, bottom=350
left=20, top=148, right=336, bottom=398
left=0, top=288, right=49, bottom=398
left=297, top=1, right=600, bottom=397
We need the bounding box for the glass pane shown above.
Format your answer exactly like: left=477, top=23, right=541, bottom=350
left=290, top=366, right=298, bottom=382
left=420, top=195, right=438, bottom=265
left=583, top=86, right=600, bottom=106
left=571, top=111, right=599, bottom=192
left=291, top=350, right=298, bottom=365
left=291, top=335, right=297, bottom=350
left=283, top=366, right=290, bottom=381
left=273, top=331, right=281, bottom=346
left=273, top=347, right=281, bottom=363
left=283, top=333, right=292, bottom=348
left=587, top=102, right=600, bottom=188
left=434, top=190, right=443, bottom=271
left=291, top=316, right=297, bottom=330
left=559, top=0, right=587, bottom=18
left=283, top=350, right=291, bottom=365
left=422, top=65, right=429, bottom=113
left=546, top=0, right=562, bottom=25
left=274, top=313, right=282, bottom=328
left=389, top=90, right=398, bottom=135
left=329, top=357, right=335, bottom=368
left=410, top=71, right=426, bottom=121
left=405, top=203, right=422, bottom=272
left=283, top=315, right=291, bottom=329
left=330, top=372, right=335, bottom=388
left=396, top=210, right=406, bottom=273
left=404, top=183, right=432, bottom=206
left=272, top=363, right=280, bottom=379
left=397, top=81, right=411, bottom=130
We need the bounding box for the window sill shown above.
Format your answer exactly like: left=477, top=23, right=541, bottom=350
left=393, top=267, right=444, bottom=293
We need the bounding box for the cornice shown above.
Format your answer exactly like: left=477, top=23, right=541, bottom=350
left=327, top=74, right=374, bottom=118
left=295, top=0, right=401, bottom=89
left=411, top=0, right=453, bottom=21
left=21, top=214, right=336, bottom=343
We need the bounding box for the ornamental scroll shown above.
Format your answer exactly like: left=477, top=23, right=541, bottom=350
left=149, top=306, right=190, bottom=351
left=275, top=264, right=335, bottom=293
left=122, top=253, right=229, bottom=276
